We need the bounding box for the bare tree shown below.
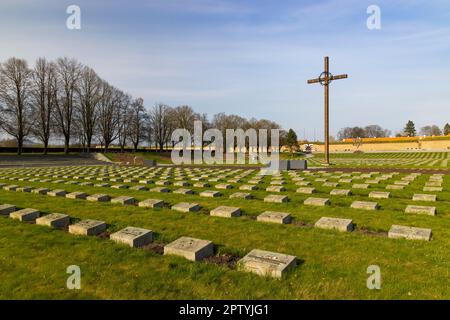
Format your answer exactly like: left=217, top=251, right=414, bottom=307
left=53, top=57, right=82, bottom=154
left=0, top=57, right=33, bottom=154
left=30, top=58, right=56, bottom=154
left=97, top=83, right=126, bottom=151
left=128, top=97, right=146, bottom=151
left=76, top=66, right=101, bottom=152
left=117, top=94, right=132, bottom=152
left=149, top=103, right=173, bottom=152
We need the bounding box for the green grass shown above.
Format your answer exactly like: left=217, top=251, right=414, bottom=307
left=0, top=166, right=449, bottom=299
left=308, top=152, right=450, bottom=169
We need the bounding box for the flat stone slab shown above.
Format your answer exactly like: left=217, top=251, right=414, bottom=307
left=130, top=185, right=147, bottom=191
left=215, top=183, right=233, bottom=189
left=304, top=197, right=330, bottom=206
left=164, top=236, right=214, bottom=261
left=87, top=194, right=110, bottom=202
left=193, top=182, right=210, bottom=188
left=111, top=196, right=136, bottom=205
left=0, top=204, right=16, bottom=215
left=48, top=189, right=66, bottom=197
left=138, top=199, right=164, bottom=208
left=229, top=192, right=252, bottom=199
left=323, top=182, right=339, bottom=188
left=338, top=179, right=353, bottom=183
left=36, top=213, right=70, bottom=229
left=394, top=181, right=410, bottom=186
left=388, top=225, right=432, bottom=241
left=66, top=192, right=87, bottom=200
left=4, top=185, right=19, bottom=191
left=111, top=184, right=128, bottom=189
left=352, top=184, right=370, bottom=189
left=237, top=249, right=297, bottom=278
left=412, top=194, right=437, bottom=202
left=351, top=201, right=379, bottom=210
left=296, top=181, right=312, bottom=186
left=174, top=181, right=189, bottom=187
left=425, top=181, right=442, bottom=187
left=264, top=195, right=288, bottom=203
left=155, top=180, right=171, bottom=186
left=239, top=184, right=257, bottom=191
left=10, top=208, right=40, bottom=222
left=200, top=190, right=221, bottom=198
left=172, top=202, right=200, bottom=212
left=257, top=211, right=292, bottom=224
left=69, top=219, right=107, bottom=236
left=266, top=186, right=286, bottom=192
left=423, top=187, right=443, bottom=192
left=315, top=217, right=354, bottom=232
left=296, top=187, right=316, bottom=194
left=210, top=206, right=241, bottom=218
left=405, top=205, right=436, bottom=216
left=18, top=186, right=33, bottom=192
left=369, top=191, right=390, bottom=199
left=386, top=185, right=404, bottom=190
left=149, top=187, right=169, bottom=193
left=330, top=189, right=351, bottom=196
left=173, top=188, right=194, bottom=195
left=110, top=226, right=153, bottom=248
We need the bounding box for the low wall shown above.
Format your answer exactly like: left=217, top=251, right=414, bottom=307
left=314, top=139, right=450, bottom=153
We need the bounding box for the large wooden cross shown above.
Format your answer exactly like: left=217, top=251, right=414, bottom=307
left=307, top=56, right=348, bottom=165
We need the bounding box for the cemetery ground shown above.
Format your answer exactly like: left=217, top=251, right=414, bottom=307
left=0, top=164, right=449, bottom=299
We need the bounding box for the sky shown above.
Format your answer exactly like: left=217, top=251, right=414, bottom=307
left=0, top=0, right=449, bottom=140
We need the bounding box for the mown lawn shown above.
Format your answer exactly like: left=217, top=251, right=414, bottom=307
left=0, top=167, right=449, bottom=299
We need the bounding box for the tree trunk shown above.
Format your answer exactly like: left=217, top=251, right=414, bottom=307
left=64, top=136, right=70, bottom=154
left=43, top=140, right=49, bottom=155
left=17, top=137, right=23, bottom=155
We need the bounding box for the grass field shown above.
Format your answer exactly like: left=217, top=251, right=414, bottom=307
left=0, top=163, right=449, bottom=299
left=308, top=152, right=450, bottom=169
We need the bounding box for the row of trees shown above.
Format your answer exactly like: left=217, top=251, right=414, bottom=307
left=0, top=57, right=282, bottom=155
left=337, top=125, right=391, bottom=140
left=402, top=120, right=450, bottom=137
left=337, top=122, right=450, bottom=140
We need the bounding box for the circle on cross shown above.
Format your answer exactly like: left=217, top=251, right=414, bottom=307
left=319, top=71, right=333, bottom=85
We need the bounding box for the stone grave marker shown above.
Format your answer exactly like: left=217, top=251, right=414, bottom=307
left=200, top=190, right=221, bottom=198
left=111, top=196, right=136, bottom=205
left=172, top=202, right=200, bottom=212
left=351, top=201, right=379, bottom=210
left=69, top=219, right=107, bottom=236
left=110, top=226, right=153, bottom=248
left=210, top=206, right=241, bottom=218
left=266, top=186, right=286, bottom=193
left=304, top=197, right=330, bottom=206
left=36, top=213, right=70, bottom=229
left=405, top=205, right=436, bottom=216
left=66, top=192, right=87, bottom=200
left=352, top=184, right=370, bottom=189
left=229, top=192, right=252, bottom=199
left=257, top=211, right=292, bottom=224
left=296, top=187, right=316, bottom=194
left=369, top=191, right=390, bottom=199
left=264, top=195, right=288, bottom=203
left=237, top=249, right=296, bottom=278
left=164, top=236, right=214, bottom=261
left=315, top=217, right=353, bottom=232
left=0, top=204, right=16, bottom=215
left=87, top=194, right=110, bottom=202
left=138, top=199, right=164, bottom=208
left=330, top=189, right=351, bottom=196
left=412, top=194, right=437, bottom=202
left=388, top=225, right=431, bottom=241
left=10, top=208, right=40, bottom=222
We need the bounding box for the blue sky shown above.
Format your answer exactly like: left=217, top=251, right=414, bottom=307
left=1, top=0, right=449, bottom=140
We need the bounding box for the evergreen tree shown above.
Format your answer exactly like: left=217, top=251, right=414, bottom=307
left=444, top=123, right=450, bottom=136
left=404, top=120, right=416, bottom=137
left=285, top=129, right=299, bottom=156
